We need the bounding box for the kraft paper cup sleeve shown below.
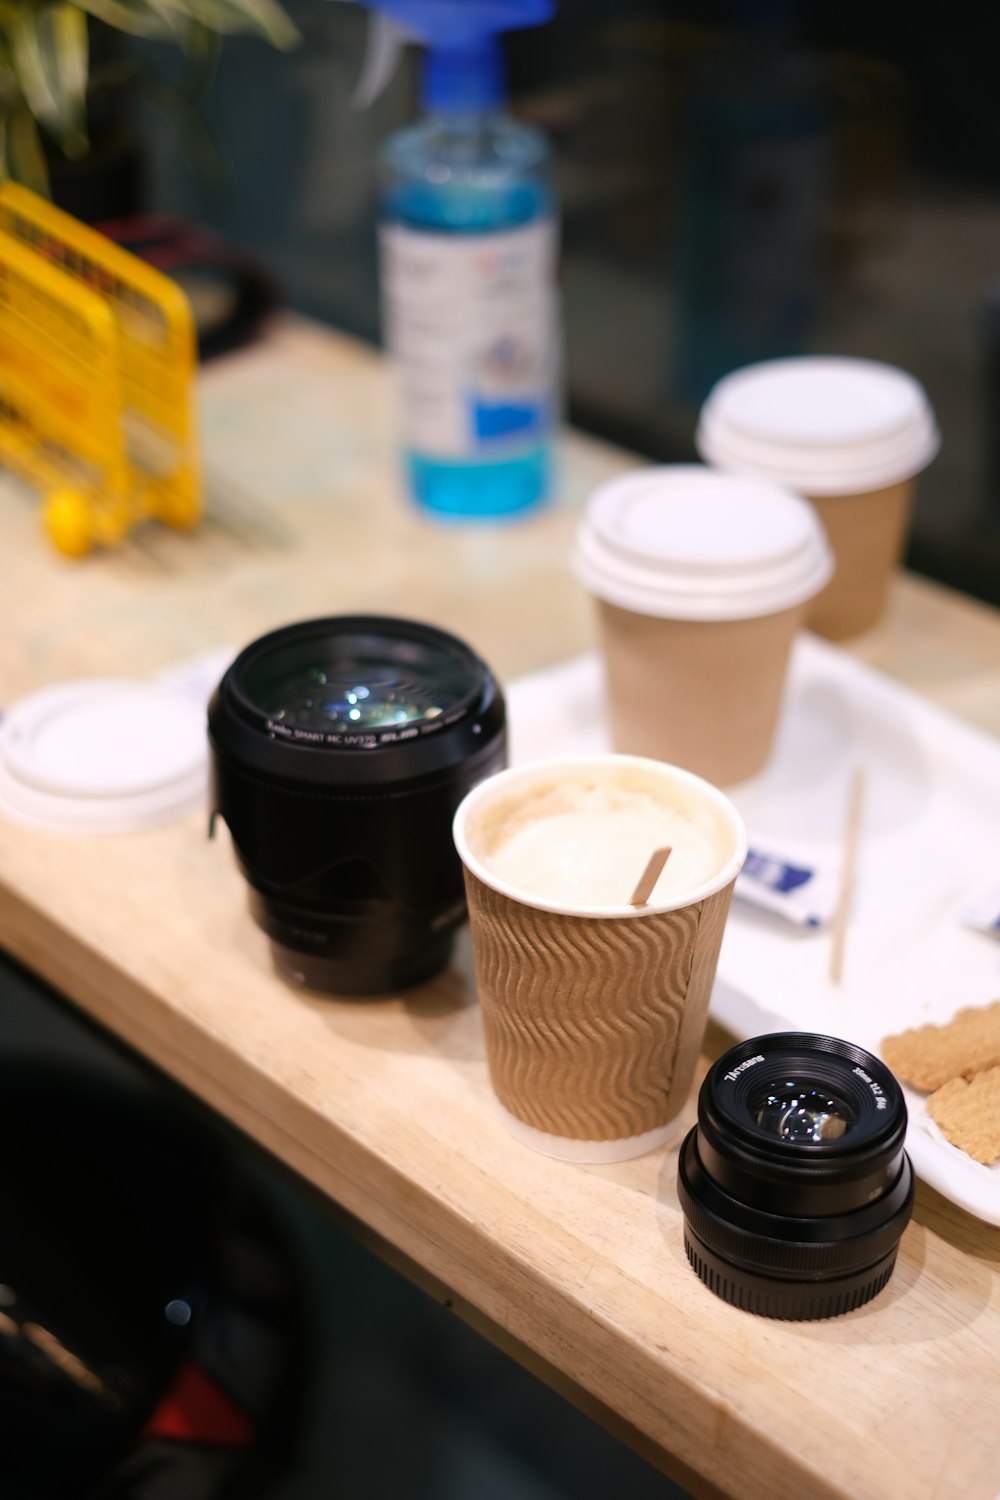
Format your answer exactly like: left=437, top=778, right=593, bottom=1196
left=463, top=867, right=735, bottom=1142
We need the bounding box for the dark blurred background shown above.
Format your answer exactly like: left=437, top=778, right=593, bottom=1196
left=123, top=0, right=1000, bottom=607
left=13, top=7, right=999, bottom=1495
left=0, top=954, right=689, bottom=1499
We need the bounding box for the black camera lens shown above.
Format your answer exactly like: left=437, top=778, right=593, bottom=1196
left=208, top=616, right=506, bottom=995
left=677, top=1032, right=914, bottom=1321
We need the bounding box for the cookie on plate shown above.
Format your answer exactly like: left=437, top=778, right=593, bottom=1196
left=881, top=1000, right=1000, bottom=1092
left=927, top=1067, right=1000, bottom=1166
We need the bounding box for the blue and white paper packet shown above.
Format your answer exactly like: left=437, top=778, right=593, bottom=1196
left=735, top=849, right=839, bottom=928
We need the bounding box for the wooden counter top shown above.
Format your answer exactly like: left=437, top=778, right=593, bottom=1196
left=2, top=316, right=999, bottom=1500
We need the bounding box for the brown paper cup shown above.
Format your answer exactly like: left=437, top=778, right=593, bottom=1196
left=804, top=478, right=913, bottom=640
left=572, top=465, right=833, bottom=788
left=695, top=359, right=937, bottom=642
left=597, top=599, right=804, bottom=787
left=454, top=756, right=747, bottom=1161
left=464, top=869, right=734, bottom=1152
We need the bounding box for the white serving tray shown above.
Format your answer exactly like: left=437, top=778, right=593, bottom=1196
left=506, top=637, right=1000, bottom=1226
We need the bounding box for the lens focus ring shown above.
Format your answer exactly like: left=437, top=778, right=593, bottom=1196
left=678, top=1130, right=914, bottom=1277
left=694, top=1123, right=907, bottom=1218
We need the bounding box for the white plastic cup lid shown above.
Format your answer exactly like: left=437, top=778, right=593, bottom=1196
left=571, top=465, right=834, bottom=622
left=0, top=679, right=209, bottom=836
left=695, top=356, right=940, bottom=496
left=0, top=756, right=207, bottom=834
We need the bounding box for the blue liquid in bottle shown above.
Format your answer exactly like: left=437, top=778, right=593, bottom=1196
left=378, top=34, right=558, bottom=519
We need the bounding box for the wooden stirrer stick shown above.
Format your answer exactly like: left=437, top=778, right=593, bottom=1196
left=629, top=847, right=673, bottom=907
left=829, top=767, right=866, bottom=985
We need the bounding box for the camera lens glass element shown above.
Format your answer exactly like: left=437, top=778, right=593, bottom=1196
left=243, top=636, right=472, bottom=736
left=751, top=1080, right=853, bottom=1142
left=677, top=1032, right=914, bottom=1321
left=209, top=616, right=506, bottom=996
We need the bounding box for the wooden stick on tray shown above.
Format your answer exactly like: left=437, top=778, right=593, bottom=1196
left=830, top=767, right=866, bottom=985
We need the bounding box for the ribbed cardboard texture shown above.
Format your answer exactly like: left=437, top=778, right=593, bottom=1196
left=805, top=478, right=913, bottom=640
left=464, top=868, right=734, bottom=1142
left=596, top=600, right=803, bottom=787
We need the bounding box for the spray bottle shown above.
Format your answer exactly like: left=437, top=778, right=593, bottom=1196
left=357, top=0, right=559, bottom=519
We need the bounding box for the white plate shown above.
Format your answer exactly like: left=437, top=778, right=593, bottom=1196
left=506, top=637, right=1000, bottom=1226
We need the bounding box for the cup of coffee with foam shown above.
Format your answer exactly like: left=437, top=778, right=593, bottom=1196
left=696, top=356, right=939, bottom=639
left=572, top=465, right=833, bottom=788
left=453, top=755, right=747, bottom=1162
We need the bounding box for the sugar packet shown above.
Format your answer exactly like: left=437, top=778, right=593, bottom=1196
left=735, top=848, right=839, bottom=929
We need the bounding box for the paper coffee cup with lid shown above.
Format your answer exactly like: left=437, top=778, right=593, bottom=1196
left=696, top=356, right=940, bottom=639
left=572, top=464, right=833, bottom=788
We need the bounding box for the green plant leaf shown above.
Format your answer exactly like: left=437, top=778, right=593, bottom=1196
left=185, top=0, right=299, bottom=49
left=0, top=41, right=19, bottom=95
left=73, top=0, right=296, bottom=46
left=140, top=67, right=226, bottom=184
left=70, top=0, right=178, bottom=40
left=49, top=5, right=88, bottom=149
left=182, top=22, right=221, bottom=97
left=9, top=15, right=59, bottom=130
left=10, top=4, right=89, bottom=155
left=0, top=0, right=297, bottom=190
left=8, top=106, right=50, bottom=192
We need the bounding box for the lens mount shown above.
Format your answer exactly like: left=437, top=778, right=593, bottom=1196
left=209, top=616, right=506, bottom=995
left=677, top=1032, right=914, bottom=1321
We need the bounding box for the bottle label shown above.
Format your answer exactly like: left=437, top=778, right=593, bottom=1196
left=380, top=219, right=558, bottom=459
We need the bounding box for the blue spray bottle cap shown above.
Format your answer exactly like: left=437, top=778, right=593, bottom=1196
left=352, top=0, right=555, bottom=114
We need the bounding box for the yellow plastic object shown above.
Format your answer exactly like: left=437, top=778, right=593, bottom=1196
left=0, top=183, right=201, bottom=556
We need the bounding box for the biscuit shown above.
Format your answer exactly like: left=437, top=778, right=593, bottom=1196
left=927, top=1068, right=1000, bottom=1166
left=881, top=1000, right=1000, bottom=1092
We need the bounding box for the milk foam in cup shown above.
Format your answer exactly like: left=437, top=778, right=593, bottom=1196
left=696, top=356, right=940, bottom=639
left=481, top=776, right=721, bottom=908
left=571, top=465, right=833, bottom=787
left=453, top=755, right=747, bottom=1162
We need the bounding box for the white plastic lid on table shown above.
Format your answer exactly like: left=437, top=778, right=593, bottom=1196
left=695, top=356, right=940, bottom=495
left=571, top=464, right=834, bottom=621
left=0, top=678, right=209, bottom=834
